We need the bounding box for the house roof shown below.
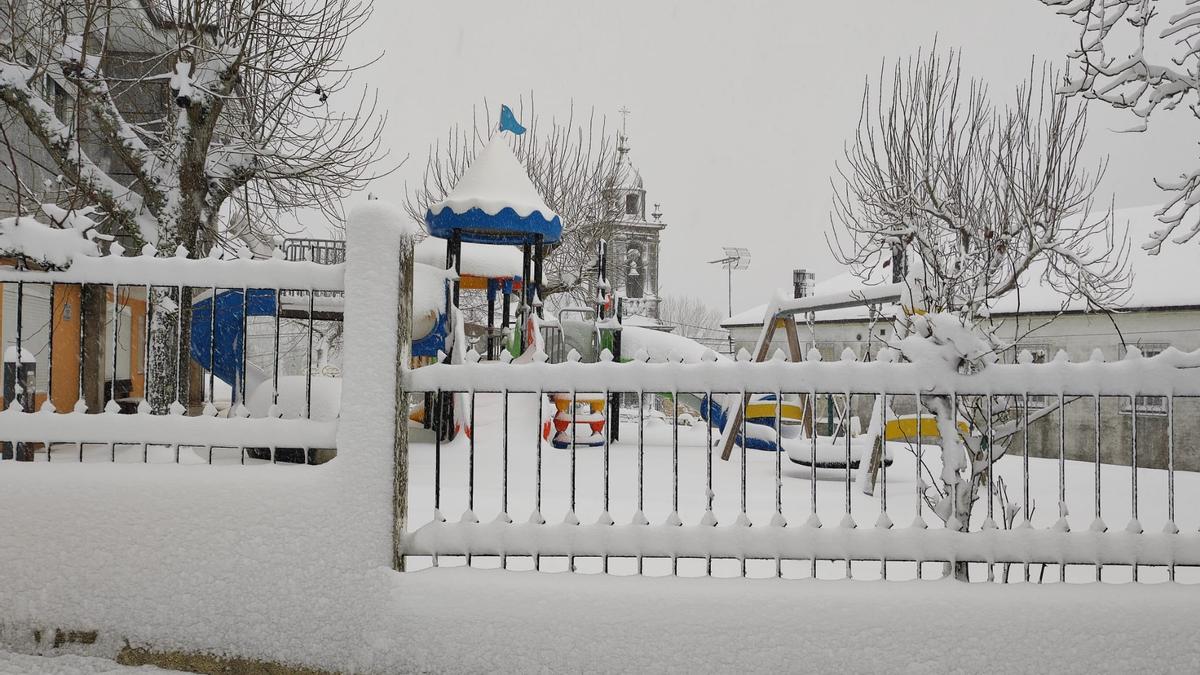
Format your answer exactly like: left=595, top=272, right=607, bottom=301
left=723, top=206, right=1200, bottom=328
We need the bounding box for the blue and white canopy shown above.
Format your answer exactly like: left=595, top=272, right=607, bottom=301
left=425, top=136, right=562, bottom=245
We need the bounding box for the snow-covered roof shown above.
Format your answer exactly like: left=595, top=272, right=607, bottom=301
left=723, top=206, right=1200, bottom=328
left=723, top=264, right=892, bottom=328
left=620, top=326, right=723, bottom=362
left=426, top=136, right=561, bottom=245
left=415, top=237, right=523, bottom=280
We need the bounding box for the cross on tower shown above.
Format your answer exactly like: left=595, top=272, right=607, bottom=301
left=618, top=106, right=631, bottom=135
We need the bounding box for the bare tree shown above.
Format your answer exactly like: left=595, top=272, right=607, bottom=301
left=1040, top=0, right=1200, bottom=253
left=0, top=0, right=388, bottom=410
left=830, top=47, right=1130, bottom=576
left=405, top=97, right=626, bottom=308
left=658, top=294, right=728, bottom=347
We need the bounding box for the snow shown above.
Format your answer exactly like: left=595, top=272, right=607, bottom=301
left=0, top=61, right=32, bottom=88
left=0, top=650, right=180, bottom=673
left=428, top=136, right=558, bottom=222
left=415, top=236, right=523, bottom=279
left=245, top=375, right=342, bottom=421
left=0, top=248, right=345, bottom=290
left=0, top=213, right=100, bottom=268
left=621, top=325, right=722, bottom=363
left=621, top=313, right=666, bottom=328
left=5, top=372, right=1200, bottom=672
left=3, top=346, right=35, bottom=364
left=408, top=346, right=1200, bottom=398
left=0, top=407, right=337, bottom=447
left=399, top=391, right=1200, bottom=569
left=349, top=199, right=419, bottom=239
left=0, top=196, right=406, bottom=671
left=6, top=562, right=1200, bottom=672
left=4, top=196, right=1200, bottom=671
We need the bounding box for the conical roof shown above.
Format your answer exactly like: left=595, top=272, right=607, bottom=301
left=426, top=136, right=562, bottom=245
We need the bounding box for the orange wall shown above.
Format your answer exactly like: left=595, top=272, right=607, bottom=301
left=50, top=285, right=82, bottom=411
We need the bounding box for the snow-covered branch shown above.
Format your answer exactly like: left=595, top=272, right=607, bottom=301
left=0, top=61, right=145, bottom=233
left=1041, top=0, right=1200, bottom=253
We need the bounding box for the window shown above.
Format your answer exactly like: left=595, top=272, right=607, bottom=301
left=1120, top=343, right=1169, bottom=415
left=625, top=194, right=639, bottom=216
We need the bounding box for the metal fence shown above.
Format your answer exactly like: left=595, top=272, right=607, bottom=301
left=0, top=251, right=344, bottom=465
left=401, top=355, right=1200, bottom=583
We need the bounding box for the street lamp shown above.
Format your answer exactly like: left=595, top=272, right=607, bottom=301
left=708, top=246, right=750, bottom=355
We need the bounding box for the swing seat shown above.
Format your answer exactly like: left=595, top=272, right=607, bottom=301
left=785, top=436, right=895, bottom=470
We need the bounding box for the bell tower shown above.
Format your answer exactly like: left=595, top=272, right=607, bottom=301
left=604, top=109, right=667, bottom=323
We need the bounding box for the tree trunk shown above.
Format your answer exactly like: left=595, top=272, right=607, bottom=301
left=80, top=284, right=106, bottom=413
left=145, top=286, right=193, bottom=414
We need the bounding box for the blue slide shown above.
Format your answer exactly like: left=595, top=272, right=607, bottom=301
left=190, top=289, right=277, bottom=388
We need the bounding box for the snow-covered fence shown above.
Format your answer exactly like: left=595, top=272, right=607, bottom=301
left=0, top=232, right=345, bottom=464
left=402, top=350, right=1200, bottom=582
left=0, top=204, right=412, bottom=658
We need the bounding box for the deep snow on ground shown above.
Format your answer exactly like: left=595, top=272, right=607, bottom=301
left=369, top=567, right=1200, bottom=674
left=6, top=569, right=1200, bottom=674
left=4, top=387, right=1199, bottom=672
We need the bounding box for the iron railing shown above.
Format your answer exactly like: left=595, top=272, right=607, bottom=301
left=0, top=252, right=344, bottom=465
left=401, top=356, right=1200, bottom=583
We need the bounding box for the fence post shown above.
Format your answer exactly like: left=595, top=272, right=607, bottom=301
left=393, top=226, right=414, bottom=571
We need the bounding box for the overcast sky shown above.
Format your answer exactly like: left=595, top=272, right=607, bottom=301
left=345, top=0, right=1194, bottom=317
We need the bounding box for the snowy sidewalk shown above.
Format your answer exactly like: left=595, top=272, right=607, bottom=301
left=367, top=568, right=1200, bottom=673
left=5, top=566, right=1200, bottom=672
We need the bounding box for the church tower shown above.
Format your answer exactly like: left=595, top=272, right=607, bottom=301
left=604, top=115, right=667, bottom=323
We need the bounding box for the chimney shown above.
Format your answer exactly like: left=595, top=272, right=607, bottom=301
left=793, top=269, right=815, bottom=299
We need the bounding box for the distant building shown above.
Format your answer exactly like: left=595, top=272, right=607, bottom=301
left=721, top=206, right=1200, bottom=470
left=604, top=132, right=667, bottom=324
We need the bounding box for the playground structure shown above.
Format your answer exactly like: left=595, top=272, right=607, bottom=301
left=180, top=119, right=624, bottom=449
left=178, top=112, right=951, bottom=468
left=705, top=283, right=917, bottom=481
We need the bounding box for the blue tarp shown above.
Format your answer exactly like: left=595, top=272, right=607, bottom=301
left=191, top=289, right=276, bottom=387
left=425, top=206, right=562, bottom=245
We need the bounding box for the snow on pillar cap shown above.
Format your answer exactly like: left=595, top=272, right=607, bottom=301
left=349, top=199, right=418, bottom=239
left=425, top=135, right=561, bottom=245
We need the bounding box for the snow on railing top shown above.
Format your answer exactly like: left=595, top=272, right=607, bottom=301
left=0, top=243, right=345, bottom=290
left=408, top=347, right=1200, bottom=397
